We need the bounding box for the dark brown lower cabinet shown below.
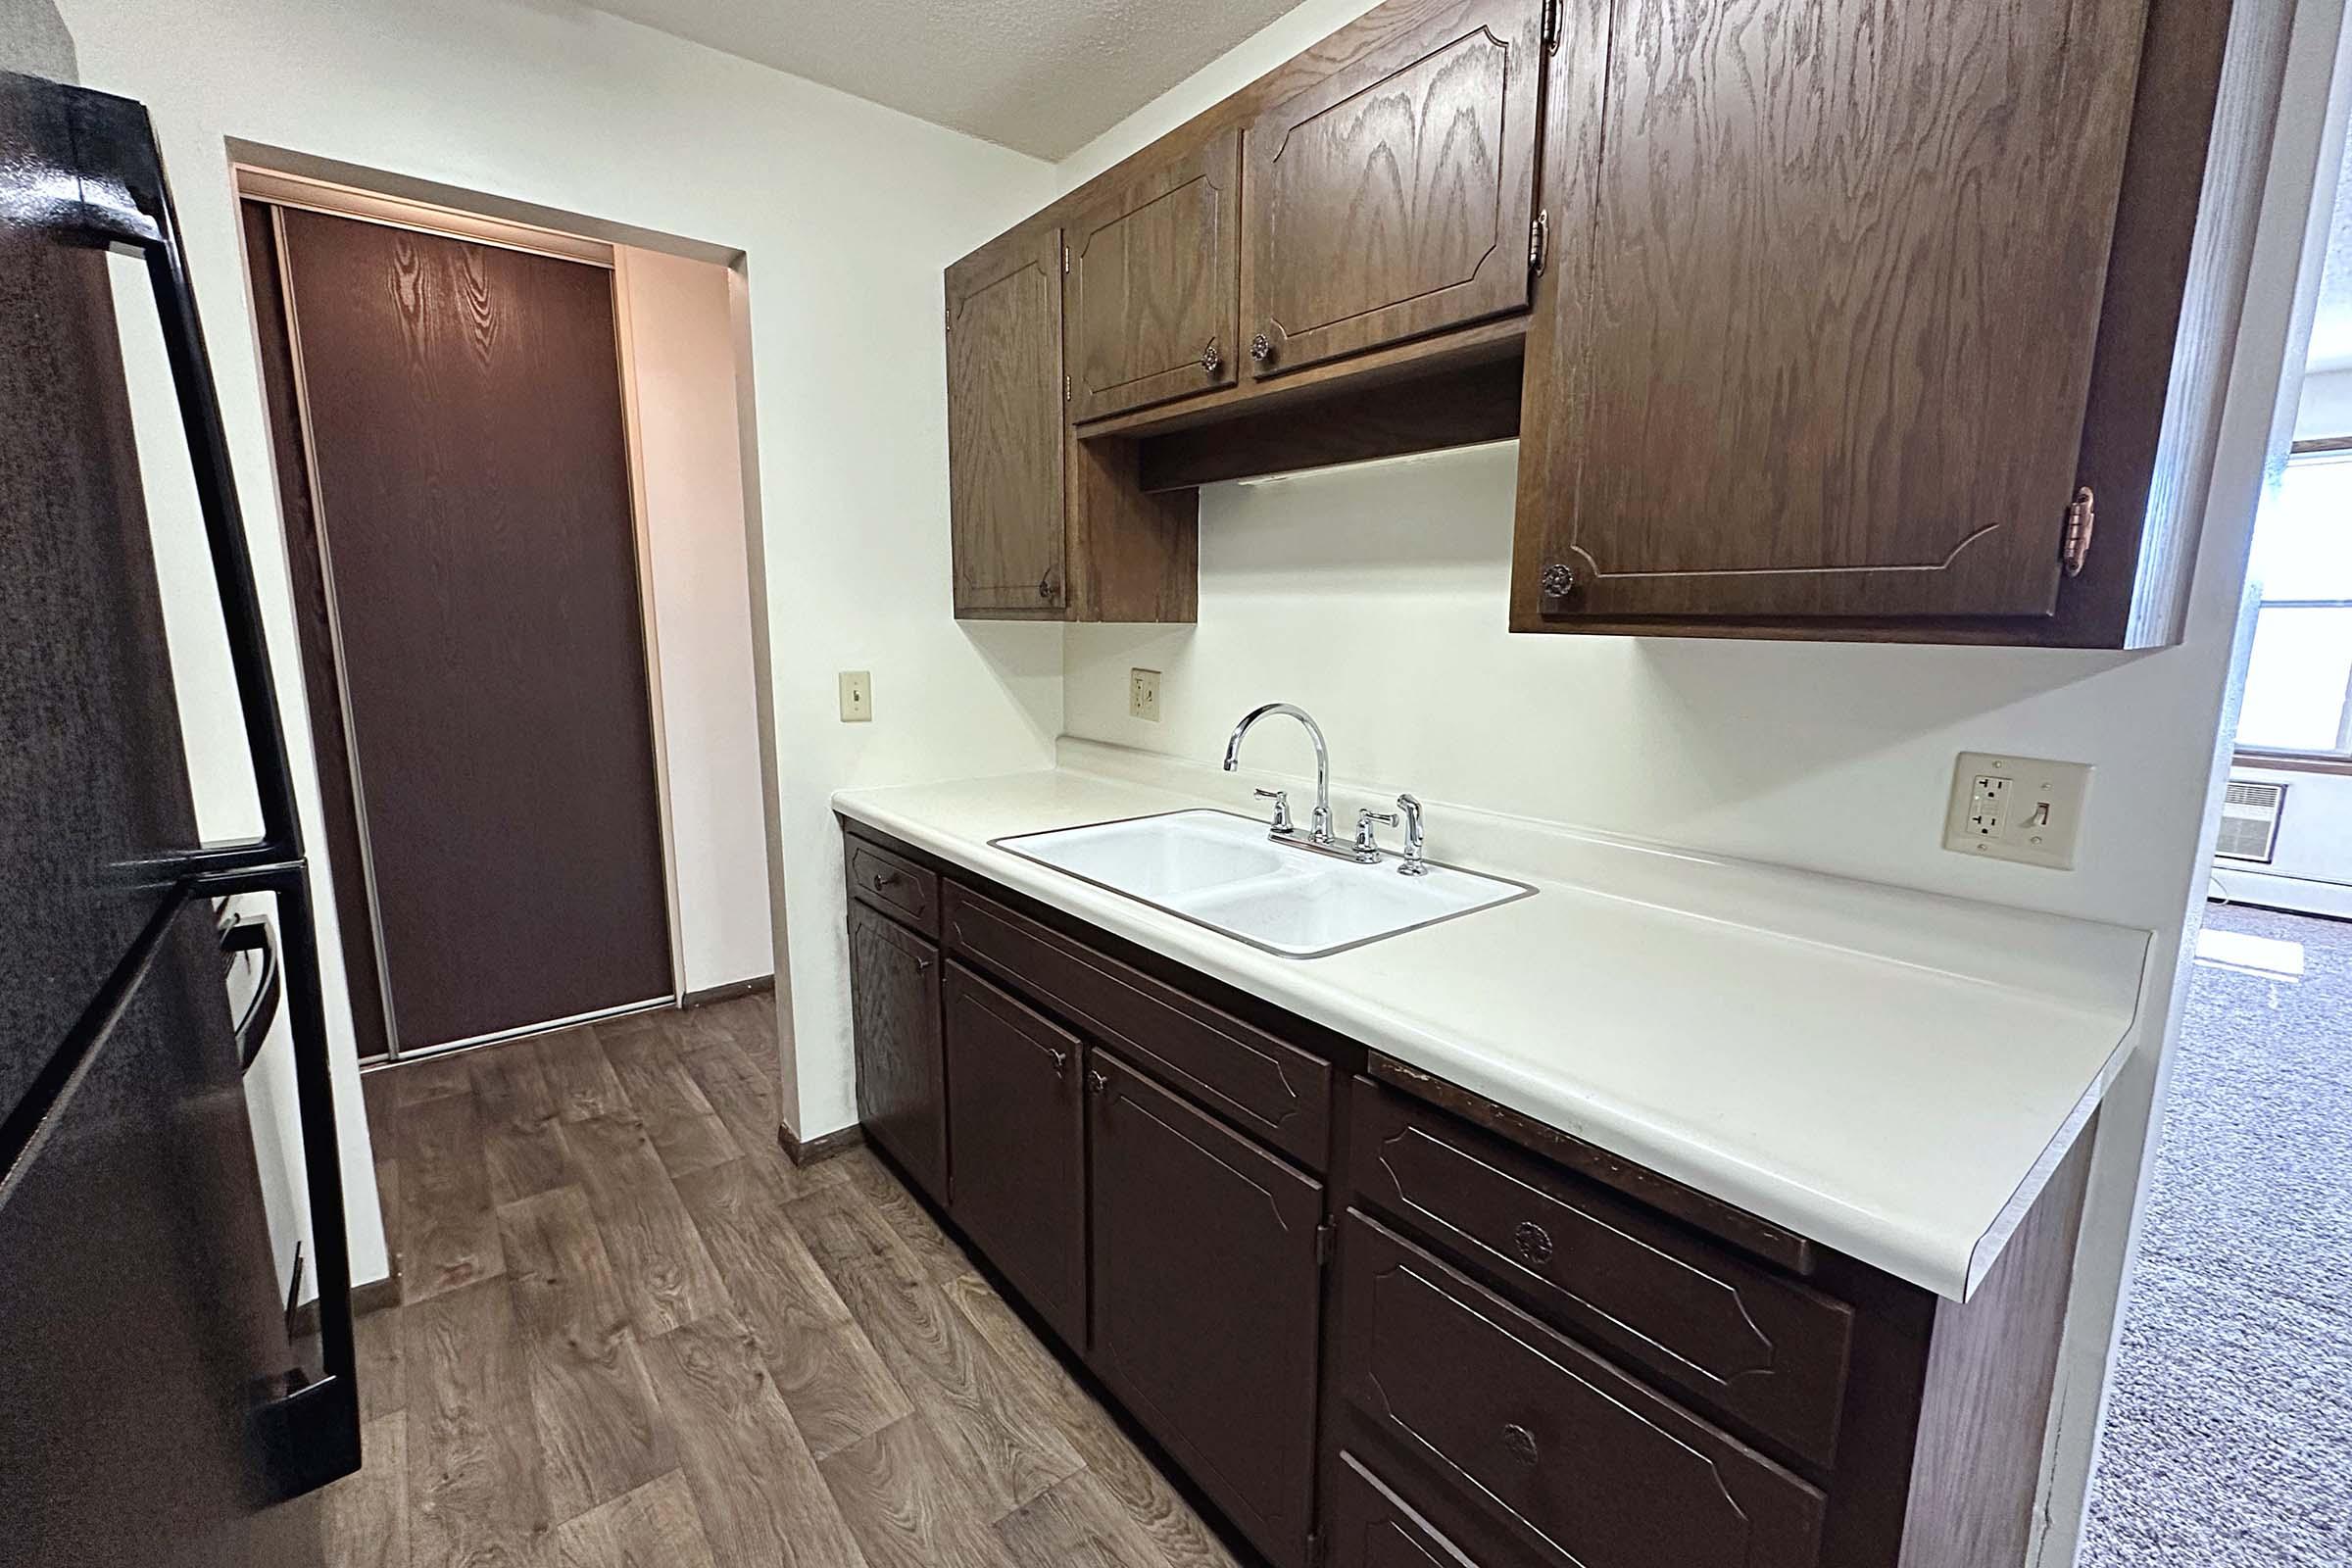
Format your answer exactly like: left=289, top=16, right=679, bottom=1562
left=841, top=820, right=2095, bottom=1568
left=942, top=961, right=1087, bottom=1348
left=847, top=900, right=946, bottom=1203
left=1337, top=1212, right=1826, bottom=1568
left=1089, top=1049, right=1326, bottom=1568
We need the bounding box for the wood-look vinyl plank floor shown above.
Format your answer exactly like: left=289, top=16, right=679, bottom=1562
left=336, top=1002, right=1233, bottom=1568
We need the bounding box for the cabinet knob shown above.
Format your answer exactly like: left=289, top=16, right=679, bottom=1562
left=1049, top=1047, right=1070, bottom=1077
left=1038, top=571, right=1057, bottom=602
left=1200, top=339, right=1222, bottom=374
left=1250, top=332, right=1273, bottom=364
left=1540, top=563, right=1578, bottom=599
left=1086, top=1067, right=1108, bottom=1096
left=1513, top=1220, right=1554, bottom=1266
left=1501, top=1423, right=1540, bottom=1466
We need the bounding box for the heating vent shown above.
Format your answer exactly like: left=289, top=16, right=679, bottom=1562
left=2216, top=780, right=2287, bottom=864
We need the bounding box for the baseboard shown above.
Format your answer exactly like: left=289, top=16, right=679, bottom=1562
left=682, top=974, right=776, bottom=1007
left=779, top=1120, right=863, bottom=1167
left=2209, top=867, right=2352, bottom=921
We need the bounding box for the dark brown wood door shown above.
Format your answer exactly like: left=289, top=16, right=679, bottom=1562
left=849, top=902, right=947, bottom=1202
left=1241, top=0, right=1546, bottom=379
left=942, top=961, right=1086, bottom=1347
left=1068, top=129, right=1241, bottom=422
left=1513, top=0, right=2152, bottom=622
left=947, top=220, right=1067, bottom=614
left=274, top=209, right=670, bottom=1052
left=1088, top=1049, right=1325, bottom=1568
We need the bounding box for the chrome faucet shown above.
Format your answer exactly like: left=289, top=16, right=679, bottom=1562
left=1223, top=703, right=1336, bottom=847
left=1396, top=794, right=1427, bottom=875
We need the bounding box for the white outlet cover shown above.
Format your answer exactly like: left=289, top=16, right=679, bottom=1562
left=1128, top=667, right=1161, bottom=722
left=1943, top=752, right=2092, bottom=870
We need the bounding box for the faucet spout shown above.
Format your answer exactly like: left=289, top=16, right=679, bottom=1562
left=1223, top=703, right=1334, bottom=845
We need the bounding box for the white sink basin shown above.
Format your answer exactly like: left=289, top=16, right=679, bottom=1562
left=993, top=808, right=1532, bottom=957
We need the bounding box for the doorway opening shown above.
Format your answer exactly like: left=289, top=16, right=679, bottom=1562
left=2079, top=122, right=2352, bottom=1568
left=227, top=154, right=782, bottom=1067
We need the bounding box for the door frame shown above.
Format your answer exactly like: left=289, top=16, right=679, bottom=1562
left=232, top=166, right=685, bottom=1063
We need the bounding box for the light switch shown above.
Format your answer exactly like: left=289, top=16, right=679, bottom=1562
left=1942, top=753, right=2091, bottom=869
left=839, top=670, right=872, bottom=723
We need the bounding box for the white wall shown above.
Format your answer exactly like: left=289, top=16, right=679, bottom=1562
left=614, top=244, right=774, bottom=996
left=2294, top=363, right=2352, bottom=433
left=63, top=0, right=1065, bottom=1269
left=1052, top=3, right=2335, bottom=1565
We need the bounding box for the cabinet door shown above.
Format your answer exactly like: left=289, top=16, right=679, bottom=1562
left=947, top=221, right=1067, bottom=615
left=1089, top=1050, right=1326, bottom=1568
left=1513, top=0, right=2152, bottom=623
left=943, top=962, right=1086, bottom=1348
left=1068, top=130, right=1241, bottom=422
left=1241, top=0, right=1546, bottom=378
left=849, top=901, right=946, bottom=1202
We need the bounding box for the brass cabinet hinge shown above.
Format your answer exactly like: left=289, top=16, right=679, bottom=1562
left=1063, top=373, right=1071, bottom=404
left=1542, top=0, right=1561, bottom=52
left=1315, top=1219, right=1336, bottom=1267
left=2062, top=486, right=2095, bottom=576
left=1529, top=209, right=1549, bottom=278
left=1063, top=245, right=1071, bottom=275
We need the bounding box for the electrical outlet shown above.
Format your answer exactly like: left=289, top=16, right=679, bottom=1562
left=1942, top=753, right=2092, bottom=870
left=1128, top=667, right=1161, bottom=722
left=838, top=670, right=872, bottom=723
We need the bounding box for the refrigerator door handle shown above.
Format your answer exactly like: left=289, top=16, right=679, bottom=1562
left=48, top=81, right=361, bottom=1501
left=220, top=914, right=282, bottom=1072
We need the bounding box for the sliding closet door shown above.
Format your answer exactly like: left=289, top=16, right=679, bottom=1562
left=275, top=208, right=670, bottom=1053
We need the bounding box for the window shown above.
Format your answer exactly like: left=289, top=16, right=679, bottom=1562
left=2236, top=447, right=2352, bottom=761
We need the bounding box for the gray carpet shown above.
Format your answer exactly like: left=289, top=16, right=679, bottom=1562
left=2079, top=902, right=2352, bottom=1568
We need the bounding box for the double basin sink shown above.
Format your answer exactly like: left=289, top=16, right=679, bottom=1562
left=993, top=808, right=1531, bottom=958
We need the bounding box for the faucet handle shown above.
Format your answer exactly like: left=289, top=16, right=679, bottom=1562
left=1353, top=808, right=1398, bottom=857
left=1252, top=788, right=1295, bottom=835
left=1396, top=794, right=1428, bottom=874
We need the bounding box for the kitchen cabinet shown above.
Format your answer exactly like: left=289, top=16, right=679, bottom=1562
left=1512, top=0, right=2267, bottom=643
left=846, top=897, right=946, bottom=1203
left=945, top=220, right=1066, bottom=616
left=1067, top=130, right=1242, bottom=423
left=941, top=961, right=1086, bottom=1348
left=1088, top=1048, right=1326, bottom=1568
left=941, top=0, right=2267, bottom=645
left=1240, top=0, right=1546, bottom=378
left=837, top=817, right=2108, bottom=1568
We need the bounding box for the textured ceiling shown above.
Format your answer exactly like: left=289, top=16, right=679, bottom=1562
left=2308, top=142, right=2352, bottom=375
left=585, top=0, right=1300, bottom=159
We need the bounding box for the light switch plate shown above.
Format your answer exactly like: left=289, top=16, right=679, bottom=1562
left=1942, top=752, right=2091, bottom=869
left=838, top=670, right=872, bottom=723
left=1128, top=667, right=1161, bottom=722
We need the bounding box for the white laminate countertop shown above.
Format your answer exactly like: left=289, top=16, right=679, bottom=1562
left=833, top=742, right=2153, bottom=1300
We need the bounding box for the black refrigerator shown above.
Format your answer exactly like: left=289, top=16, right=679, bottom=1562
left=1, top=70, right=358, bottom=1564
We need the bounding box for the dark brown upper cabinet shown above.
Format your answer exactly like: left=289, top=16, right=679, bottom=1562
left=1241, top=0, right=1547, bottom=379
left=1513, top=0, right=2265, bottom=645
left=946, top=220, right=1066, bottom=616
left=1068, top=130, right=1242, bottom=423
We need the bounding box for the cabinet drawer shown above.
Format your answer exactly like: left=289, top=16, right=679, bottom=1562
left=1338, top=1213, right=1826, bottom=1568
left=1328, top=1451, right=1493, bottom=1568
left=847, top=832, right=939, bottom=936
left=944, top=881, right=1332, bottom=1168
left=1350, top=1083, right=1850, bottom=1463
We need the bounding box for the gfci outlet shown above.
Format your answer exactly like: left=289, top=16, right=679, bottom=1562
left=1128, top=667, right=1161, bottom=722
left=1942, top=753, right=2092, bottom=870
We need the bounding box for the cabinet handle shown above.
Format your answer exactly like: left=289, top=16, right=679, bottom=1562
left=1513, top=1220, right=1554, bottom=1266
left=1049, top=1047, right=1070, bottom=1077
left=868, top=868, right=901, bottom=890
left=1250, top=332, right=1273, bottom=364
left=1086, top=1067, right=1108, bottom=1096
left=1200, top=339, right=1222, bottom=374
left=1501, top=1424, right=1540, bottom=1466
left=1540, top=563, right=1578, bottom=599
left=1038, top=571, right=1057, bottom=601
